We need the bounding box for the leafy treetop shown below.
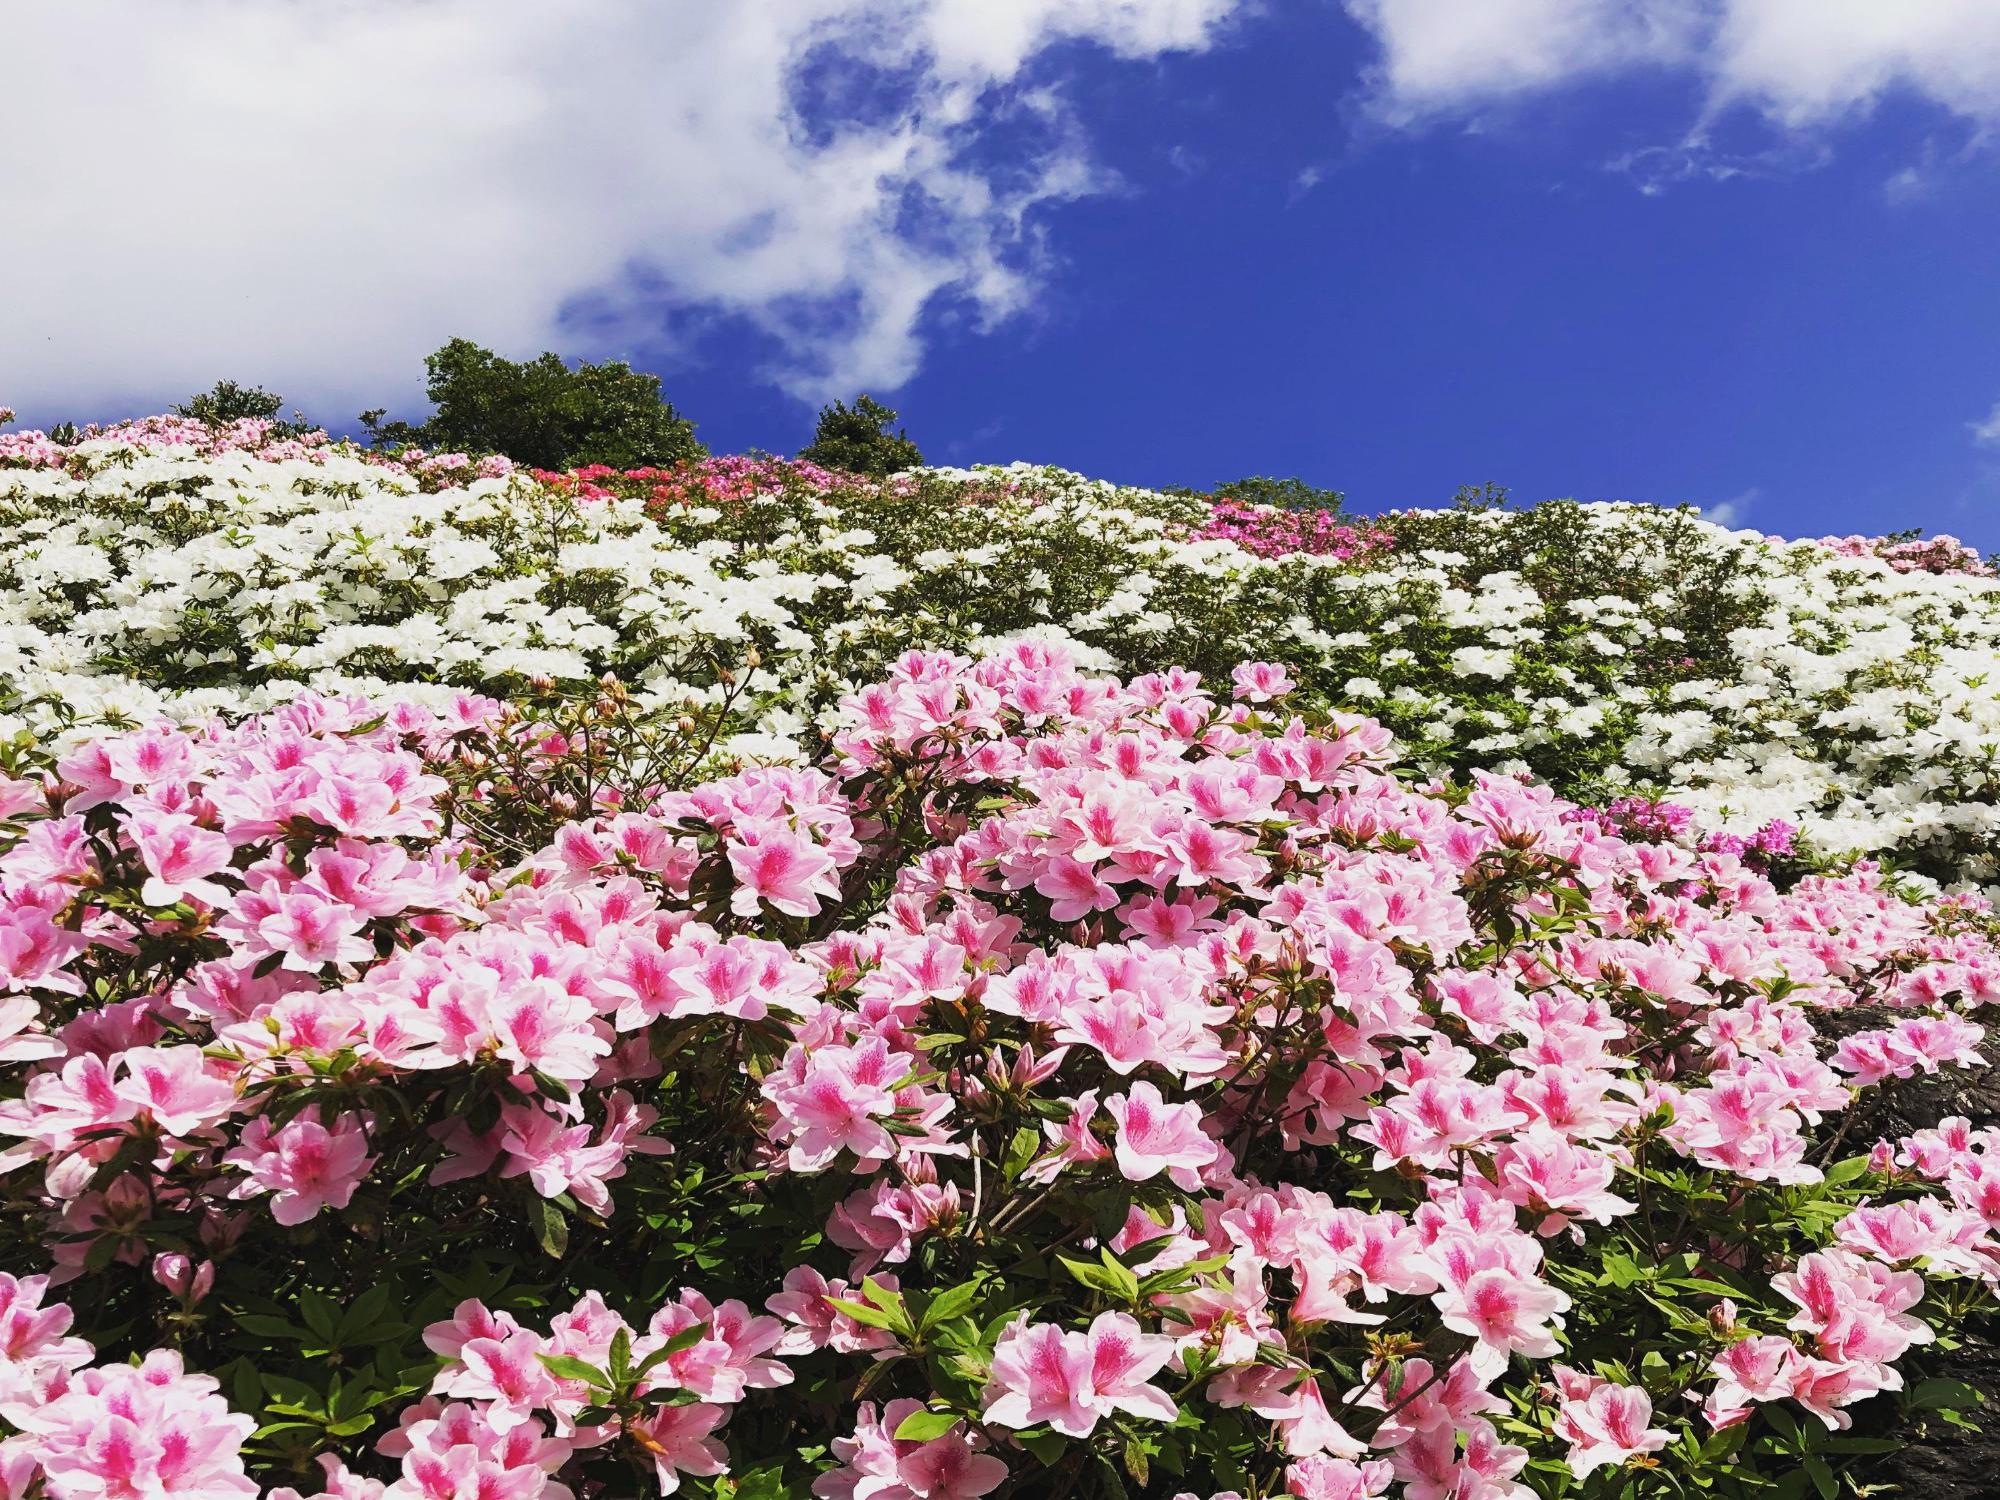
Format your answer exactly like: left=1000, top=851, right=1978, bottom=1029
left=360, top=338, right=706, bottom=470
left=798, top=393, right=923, bottom=476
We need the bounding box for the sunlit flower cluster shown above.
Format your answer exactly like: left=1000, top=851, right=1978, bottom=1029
left=0, top=644, right=1993, bottom=1500
left=4, top=423, right=2000, bottom=886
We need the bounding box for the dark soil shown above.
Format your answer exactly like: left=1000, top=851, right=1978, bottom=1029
left=1813, top=1008, right=2000, bottom=1498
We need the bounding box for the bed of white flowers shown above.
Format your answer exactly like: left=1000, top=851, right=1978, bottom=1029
left=2, top=418, right=1999, bottom=886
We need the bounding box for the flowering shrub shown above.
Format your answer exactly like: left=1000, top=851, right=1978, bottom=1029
left=0, top=412, right=515, bottom=487
left=5, top=416, right=2000, bottom=883
left=1, top=645, right=1994, bottom=1499
left=1184, top=501, right=1394, bottom=562
left=1812, top=533, right=1993, bottom=579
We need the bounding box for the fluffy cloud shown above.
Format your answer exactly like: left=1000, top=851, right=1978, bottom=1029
left=1345, top=0, right=2000, bottom=131
left=0, top=0, right=1237, bottom=419
left=1343, top=0, right=1703, bottom=123
left=1972, top=400, right=2000, bottom=447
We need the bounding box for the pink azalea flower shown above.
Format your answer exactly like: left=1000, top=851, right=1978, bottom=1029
left=982, top=1313, right=1177, bottom=1437
left=488, top=982, right=611, bottom=1083
left=625, top=1400, right=729, bottom=1494
left=763, top=1036, right=904, bottom=1171
left=125, top=809, right=235, bottom=908
left=1103, top=1082, right=1220, bottom=1190
left=255, top=890, right=375, bottom=971
left=434, top=1330, right=561, bottom=1425
left=225, top=1114, right=376, bottom=1225
left=812, top=1400, right=1007, bottom=1500
left=1551, top=1372, right=1673, bottom=1478
left=728, top=825, right=839, bottom=918
left=1285, top=1456, right=1395, bottom=1500
left=1230, top=661, right=1296, bottom=703
left=114, top=1046, right=238, bottom=1138
left=1704, top=1335, right=1802, bottom=1429
left=16, top=1351, right=257, bottom=1500
left=1431, top=1256, right=1570, bottom=1374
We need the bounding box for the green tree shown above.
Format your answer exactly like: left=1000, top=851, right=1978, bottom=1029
left=361, top=339, right=705, bottom=470
left=175, top=380, right=310, bottom=434
left=797, top=394, right=923, bottom=476
left=1212, top=475, right=1348, bottom=514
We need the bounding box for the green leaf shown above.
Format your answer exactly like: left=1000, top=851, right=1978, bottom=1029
left=338, top=1284, right=394, bottom=1340
left=826, top=1298, right=909, bottom=1334
left=728, top=1465, right=794, bottom=1500
left=1666, top=1277, right=1747, bottom=1299
left=657, top=1321, right=711, bottom=1358
left=1059, top=1254, right=1136, bottom=1301
left=1021, top=1432, right=1067, bottom=1467
left=232, top=1315, right=310, bottom=1341
left=1910, top=1378, right=1985, bottom=1412
left=891, top=1410, right=962, bottom=1442
left=919, top=1279, right=983, bottom=1334
left=529, top=1070, right=572, bottom=1104
left=860, top=1277, right=915, bottom=1336
left=1122, top=1435, right=1150, bottom=1488
left=1137, top=1253, right=1231, bottom=1297
left=537, top=1354, right=611, bottom=1388
left=1764, top=1406, right=1803, bottom=1448
left=1802, top=1454, right=1836, bottom=1500
left=298, top=1289, right=339, bottom=1341
left=231, top=1361, right=263, bottom=1414
left=1098, top=1248, right=1141, bottom=1303
left=1002, top=1127, right=1041, bottom=1183
left=1599, top=1251, right=1644, bottom=1289
left=532, top=1198, right=569, bottom=1259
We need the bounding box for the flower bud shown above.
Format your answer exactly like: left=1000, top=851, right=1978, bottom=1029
left=152, top=1252, right=217, bottom=1305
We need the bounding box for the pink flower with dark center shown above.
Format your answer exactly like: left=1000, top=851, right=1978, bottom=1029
left=626, top=1400, right=729, bottom=1494
left=114, top=1047, right=237, bottom=1138
left=1552, top=1374, right=1672, bottom=1478
left=728, top=825, right=839, bottom=918
left=126, top=810, right=235, bottom=908
left=225, top=1114, right=376, bottom=1226
left=982, top=1313, right=1178, bottom=1437
left=1103, top=1082, right=1219, bottom=1190
left=1432, top=1265, right=1570, bottom=1373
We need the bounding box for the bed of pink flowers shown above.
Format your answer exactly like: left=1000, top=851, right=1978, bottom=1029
left=0, top=410, right=514, bottom=489
left=0, top=645, right=1995, bottom=1500
left=533, top=457, right=869, bottom=508
left=1809, top=533, right=1994, bottom=578
left=1184, top=502, right=1396, bottom=562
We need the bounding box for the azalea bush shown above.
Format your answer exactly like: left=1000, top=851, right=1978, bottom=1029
left=5, top=415, right=2000, bottom=884
left=1, top=645, right=1994, bottom=1500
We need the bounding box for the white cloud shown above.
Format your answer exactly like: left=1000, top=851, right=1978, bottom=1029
left=0, top=0, right=1238, bottom=421
left=1704, top=1, right=2000, bottom=129
left=1972, top=400, right=2000, bottom=446
left=1343, top=0, right=2000, bottom=139
left=1701, top=486, right=1757, bottom=528
left=1343, top=0, right=1702, bottom=124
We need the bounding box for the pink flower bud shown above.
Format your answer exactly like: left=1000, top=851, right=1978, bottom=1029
left=151, top=1252, right=215, bottom=1303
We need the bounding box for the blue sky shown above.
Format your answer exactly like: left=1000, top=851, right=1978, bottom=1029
left=7, top=1, right=2000, bottom=546
left=635, top=8, right=2000, bottom=545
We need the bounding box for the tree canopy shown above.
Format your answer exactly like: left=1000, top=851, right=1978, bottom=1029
left=797, top=393, right=923, bottom=476
left=1212, top=475, right=1348, bottom=513
left=361, top=338, right=705, bottom=470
